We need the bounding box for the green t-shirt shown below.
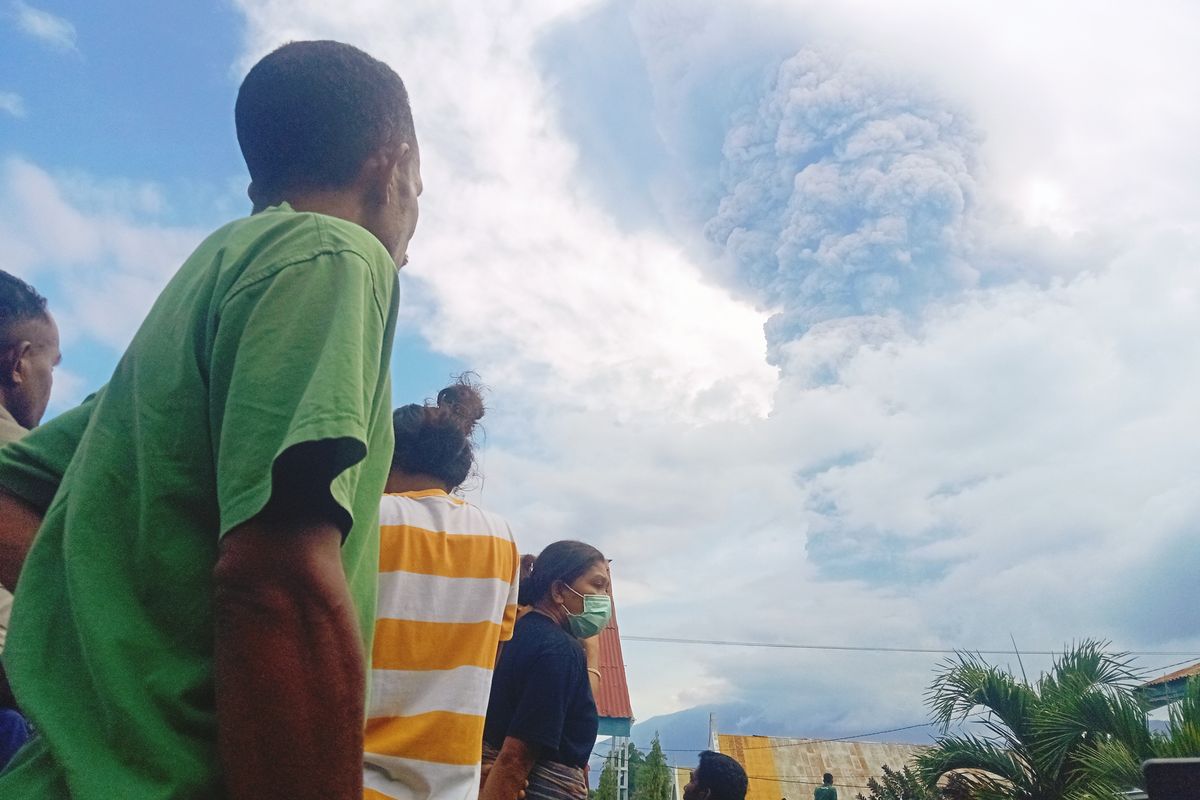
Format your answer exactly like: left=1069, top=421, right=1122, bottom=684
left=0, top=204, right=398, bottom=798
left=814, top=785, right=837, bottom=800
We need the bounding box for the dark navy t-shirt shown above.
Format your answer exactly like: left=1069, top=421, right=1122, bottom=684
left=483, top=611, right=599, bottom=768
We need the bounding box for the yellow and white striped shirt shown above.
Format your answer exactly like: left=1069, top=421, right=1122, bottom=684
left=364, top=489, right=520, bottom=800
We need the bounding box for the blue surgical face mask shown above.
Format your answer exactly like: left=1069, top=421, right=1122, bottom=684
left=561, top=584, right=612, bottom=639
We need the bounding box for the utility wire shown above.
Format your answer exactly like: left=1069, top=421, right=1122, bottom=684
left=622, top=635, right=1200, bottom=657
left=1138, top=656, right=1200, bottom=675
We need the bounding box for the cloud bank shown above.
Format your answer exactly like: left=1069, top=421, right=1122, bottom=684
left=707, top=47, right=982, bottom=356
left=7, top=0, right=1185, bottom=738
left=0, top=157, right=206, bottom=371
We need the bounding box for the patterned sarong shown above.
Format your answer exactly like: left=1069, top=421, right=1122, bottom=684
left=482, top=741, right=588, bottom=800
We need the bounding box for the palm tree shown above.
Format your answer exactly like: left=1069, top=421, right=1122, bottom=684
left=1071, top=675, right=1200, bottom=798
left=855, top=764, right=971, bottom=800
left=916, top=639, right=1145, bottom=800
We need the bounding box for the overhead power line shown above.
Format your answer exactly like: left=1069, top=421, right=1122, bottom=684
left=1139, top=656, right=1200, bottom=675
left=621, top=635, right=1200, bottom=658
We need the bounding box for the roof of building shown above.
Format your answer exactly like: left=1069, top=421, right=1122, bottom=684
left=1142, top=661, right=1200, bottom=687
left=717, top=733, right=929, bottom=800
left=595, top=601, right=634, bottom=721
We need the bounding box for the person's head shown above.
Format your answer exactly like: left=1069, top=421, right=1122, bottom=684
left=683, top=751, right=748, bottom=800
left=0, top=270, right=60, bottom=429
left=236, top=40, right=421, bottom=266
left=388, top=375, right=485, bottom=493
left=823, top=774, right=833, bottom=786
left=519, top=540, right=609, bottom=630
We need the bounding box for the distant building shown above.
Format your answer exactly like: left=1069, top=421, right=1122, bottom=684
left=597, top=594, right=635, bottom=800
left=1136, top=661, right=1200, bottom=710
left=688, top=732, right=928, bottom=800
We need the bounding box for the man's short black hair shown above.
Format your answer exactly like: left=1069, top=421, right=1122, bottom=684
left=235, top=40, right=414, bottom=200
left=822, top=773, right=833, bottom=785
left=695, top=751, right=748, bottom=800
left=0, top=270, right=49, bottom=344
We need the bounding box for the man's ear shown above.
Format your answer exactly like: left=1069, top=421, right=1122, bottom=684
left=247, top=181, right=266, bottom=214
left=2, top=341, right=31, bottom=386
left=367, top=142, right=408, bottom=207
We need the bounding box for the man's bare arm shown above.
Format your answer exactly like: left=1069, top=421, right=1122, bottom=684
left=0, top=489, right=43, bottom=591
left=214, top=514, right=364, bottom=800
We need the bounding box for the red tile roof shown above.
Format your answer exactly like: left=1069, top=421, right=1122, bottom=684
left=1143, top=661, right=1200, bottom=687
left=596, top=601, right=634, bottom=720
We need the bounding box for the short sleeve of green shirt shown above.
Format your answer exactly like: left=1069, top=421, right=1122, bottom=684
left=209, top=240, right=390, bottom=537
left=0, top=392, right=99, bottom=512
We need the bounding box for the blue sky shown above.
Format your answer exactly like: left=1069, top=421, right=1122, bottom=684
left=0, top=0, right=465, bottom=406
left=5, top=0, right=1200, bottom=759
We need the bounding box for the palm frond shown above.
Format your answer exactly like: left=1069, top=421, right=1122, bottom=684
left=1036, top=684, right=1152, bottom=772
left=1071, top=738, right=1144, bottom=800
left=1040, top=640, right=1141, bottom=700
left=1156, top=676, right=1200, bottom=758
left=927, top=652, right=1038, bottom=747
left=916, top=733, right=1033, bottom=796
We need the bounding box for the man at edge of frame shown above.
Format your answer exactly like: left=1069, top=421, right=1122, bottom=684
left=0, top=39, right=422, bottom=800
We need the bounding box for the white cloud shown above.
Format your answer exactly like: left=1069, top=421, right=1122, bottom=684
left=0, top=90, right=25, bottom=118
left=226, top=0, right=1200, bottom=732
left=0, top=157, right=206, bottom=351
left=235, top=0, right=777, bottom=423
left=11, top=0, right=77, bottom=51
left=46, top=366, right=86, bottom=413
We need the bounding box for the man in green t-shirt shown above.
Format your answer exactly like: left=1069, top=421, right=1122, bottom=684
left=0, top=40, right=422, bottom=799
left=814, top=773, right=837, bottom=800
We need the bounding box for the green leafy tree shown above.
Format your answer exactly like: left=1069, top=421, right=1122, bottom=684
left=596, top=754, right=620, bottom=800
left=633, top=734, right=672, bottom=800
left=855, top=764, right=970, bottom=800
left=627, top=742, right=646, bottom=800
left=916, top=639, right=1149, bottom=800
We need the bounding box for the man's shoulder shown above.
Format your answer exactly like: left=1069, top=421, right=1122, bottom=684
left=210, top=205, right=394, bottom=296
left=251, top=204, right=391, bottom=268
left=0, top=416, right=26, bottom=446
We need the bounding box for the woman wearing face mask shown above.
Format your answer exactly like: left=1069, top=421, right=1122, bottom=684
left=480, top=540, right=611, bottom=800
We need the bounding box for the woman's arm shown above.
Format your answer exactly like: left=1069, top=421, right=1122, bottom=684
left=480, top=736, right=539, bottom=800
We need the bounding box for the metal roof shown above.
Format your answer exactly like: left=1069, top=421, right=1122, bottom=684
left=717, top=733, right=928, bottom=800
left=1137, top=661, right=1200, bottom=709
left=596, top=600, right=634, bottom=722
left=1142, top=661, right=1200, bottom=687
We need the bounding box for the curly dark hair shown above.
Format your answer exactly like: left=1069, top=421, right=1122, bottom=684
left=236, top=40, right=415, bottom=202
left=391, top=374, right=485, bottom=490
left=695, top=751, right=748, bottom=800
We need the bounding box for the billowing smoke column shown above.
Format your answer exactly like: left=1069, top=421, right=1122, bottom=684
left=706, top=48, right=983, bottom=362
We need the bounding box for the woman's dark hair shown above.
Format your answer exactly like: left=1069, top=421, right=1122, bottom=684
left=392, top=375, right=485, bottom=490
left=518, top=540, right=606, bottom=606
